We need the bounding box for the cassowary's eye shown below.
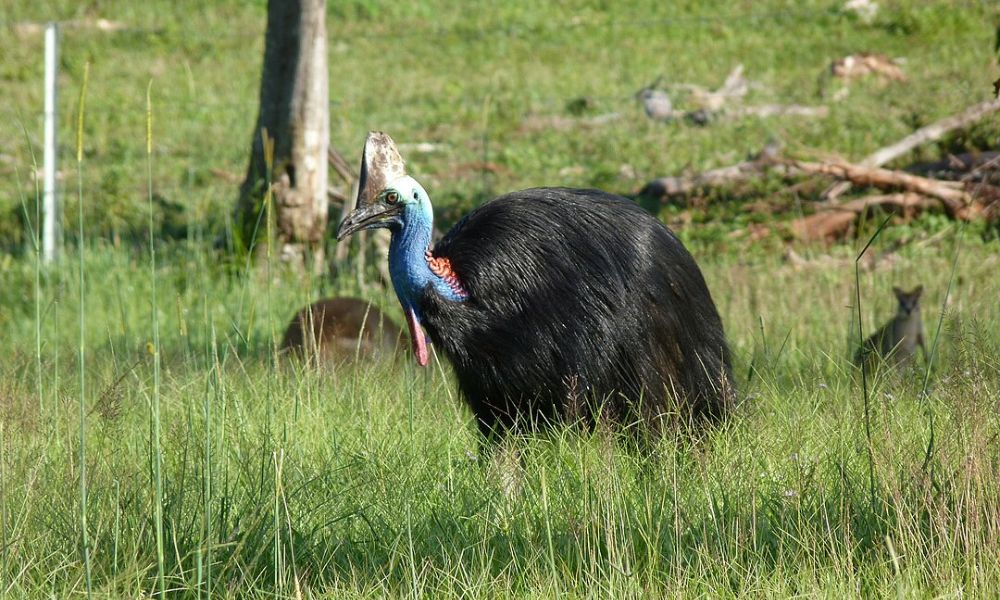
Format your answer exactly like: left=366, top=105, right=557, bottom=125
left=385, top=191, right=399, bottom=204
left=413, top=191, right=419, bottom=200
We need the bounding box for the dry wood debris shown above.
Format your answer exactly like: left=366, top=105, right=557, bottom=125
left=830, top=53, right=906, bottom=82
left=641, top=97, right=1000, bottom=242
left=636, top=65, right=826, bottom=125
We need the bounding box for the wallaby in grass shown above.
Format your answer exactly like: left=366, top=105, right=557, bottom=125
left=855, top=285, right=927, bottom=369
left=280, top=297, right=403, bottom=366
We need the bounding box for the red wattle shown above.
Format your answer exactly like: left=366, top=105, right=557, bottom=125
left=405, top=307, right=429, bottom=366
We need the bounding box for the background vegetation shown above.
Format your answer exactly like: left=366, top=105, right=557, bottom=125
left=0, top=0, right=998, bottom=597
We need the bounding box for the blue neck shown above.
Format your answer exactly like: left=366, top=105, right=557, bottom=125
left=388, top=203, right=465, bottom=320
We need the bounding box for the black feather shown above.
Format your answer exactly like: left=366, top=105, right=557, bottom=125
left=419, top=188, right=734, bottom=438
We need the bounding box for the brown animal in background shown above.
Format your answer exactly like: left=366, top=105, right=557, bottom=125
left=281, top=297, right=402, bottom=365
left=855, top=286, right=927, bottom=369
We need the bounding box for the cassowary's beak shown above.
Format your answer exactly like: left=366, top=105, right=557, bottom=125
left=336, top=202, right=401, bottom=240
left=336, top=131, right=407, bottom=241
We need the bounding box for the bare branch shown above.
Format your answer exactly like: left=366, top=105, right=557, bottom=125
left=327, top=186, right=349, bottom=205
left=790, top=193, right=936, bottom=241
left=785, top=158, right=973, bottom=218
left=729, top=104, right=829, bottom=119
left=328, top=146, right=354, bottom=184
left=825, top=97, right=1000, bottom=199
left=641, top=161, right=765, bottom=199
left=640, top=142, right=785, bottom=200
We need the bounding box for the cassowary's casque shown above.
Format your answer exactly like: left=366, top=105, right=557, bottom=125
left=338, top=132, right=734, bottom=438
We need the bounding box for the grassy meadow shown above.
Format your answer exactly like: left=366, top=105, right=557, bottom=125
left=1, top=0, right=1000, bottom=597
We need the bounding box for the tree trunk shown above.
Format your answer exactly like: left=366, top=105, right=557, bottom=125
left=235, top=0, right=329, bottom=272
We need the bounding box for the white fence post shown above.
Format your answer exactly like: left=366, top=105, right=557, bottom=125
left=43, top=22, right=59, bottom=264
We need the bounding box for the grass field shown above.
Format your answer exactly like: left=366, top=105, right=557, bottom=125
left=2, top=0, right=1000, bottom=597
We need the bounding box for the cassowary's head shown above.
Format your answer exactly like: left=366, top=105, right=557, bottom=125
left=336, top=132, right=431, bottom=239
left=336, top=132, right=450, bottom=368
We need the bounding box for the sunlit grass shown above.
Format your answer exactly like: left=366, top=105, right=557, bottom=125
left=1, top=0, right=997, bottom=242
left=0, top=0, right=998, bottom=597
left=0, top=233, right=997, bottom=597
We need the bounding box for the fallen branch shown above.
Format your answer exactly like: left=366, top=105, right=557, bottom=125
left=961, top=153, right=1000, bottom=186
left=864, top=99, right=1000, bottom=167
left=638, top=65, right=826, bottom=126
left=689, top=64, right=750, bottom=112
left=784, top=158, right=975, bottom=218
left=790, top=193, right=936, bottom=241
left=906, top=151, right=1000, bottom=179
left=825, top=97, right=1000, bottom=199
left=729, top=104, right=829, bottom=119
left=640, top=147, right=995, bottom=223
left=641, top=140, right=792, bottom=200
left=641, top=160, right=765, bottom=198
left=641, top=65, right=751, bottom=117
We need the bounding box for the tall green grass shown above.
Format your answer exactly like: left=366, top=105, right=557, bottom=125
left=0, top=231, right=997, bottom=597
left=146, top=80, right=167, bottom=600
left=74, top=60, right=93, bottom=599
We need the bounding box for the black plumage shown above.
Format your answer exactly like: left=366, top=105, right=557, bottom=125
left=419, top=188, right=734, bottom=438
left=336, top=132, right=735, bottom=441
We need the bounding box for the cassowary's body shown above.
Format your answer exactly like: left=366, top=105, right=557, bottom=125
left=337, top=132, right=734, bottom=440
left=280, top=297, right=401, bottom=365
left=421, top=189, right=732, bottom=436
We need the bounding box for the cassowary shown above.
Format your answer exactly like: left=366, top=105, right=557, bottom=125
left=281, top=297, right=402, bottom=365
left=337, top=132, right=734, bottom=438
